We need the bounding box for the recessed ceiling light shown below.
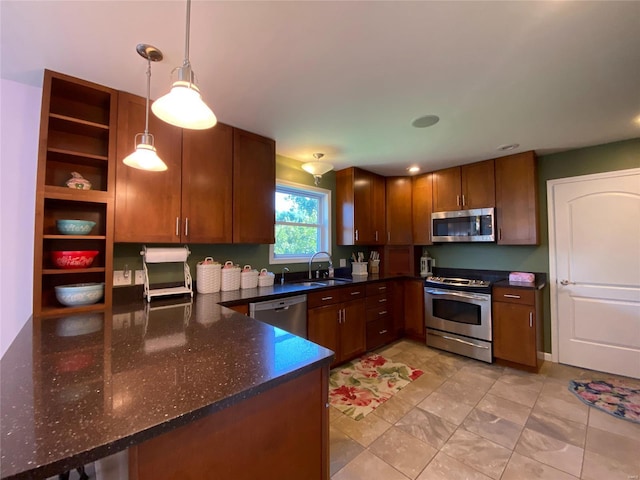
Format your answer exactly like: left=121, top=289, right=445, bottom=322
left=497, top=143, right=520, bottom=151
left=412, top=115, right=440, bottom=128
left=407, top=166, right=421, bottom=174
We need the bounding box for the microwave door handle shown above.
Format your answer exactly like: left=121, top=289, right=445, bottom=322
left=425, top=289, right=489, bottom=301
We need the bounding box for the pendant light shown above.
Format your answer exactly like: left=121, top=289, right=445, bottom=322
left=302, top=153, right=334, bottom=186
left=123, top=44, right=168, bottom=172
left=151, top=0, right=217, bottom=130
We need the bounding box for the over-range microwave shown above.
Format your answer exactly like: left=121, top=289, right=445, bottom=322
left=431, top=207, right=495, bottom=242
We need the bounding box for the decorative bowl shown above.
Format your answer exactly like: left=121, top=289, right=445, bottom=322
left=51, top=250, right=99, bottom=269
left=56, top=219, right=96, bottom=235
left=55, top=283, right=104, bottom=307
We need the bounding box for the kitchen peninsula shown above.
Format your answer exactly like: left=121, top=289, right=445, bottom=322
left=0, top=298, right=333, bottom=480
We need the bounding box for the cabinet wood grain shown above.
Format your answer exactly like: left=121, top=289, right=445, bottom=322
left=232, top=128, right=276, bottom=244
left=114, top=91, right=182, bottom=243
left=386, top=176, right=413, bottom=244
left=495, top=151, right=539, bottom=245
left=412, top=173, right=433, bottom=245
left=432, top=160, right=495, bottom=212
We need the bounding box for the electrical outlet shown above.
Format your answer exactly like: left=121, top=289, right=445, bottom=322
left=113, top=270, right=131, bottom=286
left=135, top=270, right=145, bottom=285
left=339, top=258, right=347, bottom=267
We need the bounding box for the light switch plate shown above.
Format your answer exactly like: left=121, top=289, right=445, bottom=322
left=339, top=258, right=347, bottom=267
left=135, top=270, right=145, bottom=285
left=113, top=270, right=131, bottom=286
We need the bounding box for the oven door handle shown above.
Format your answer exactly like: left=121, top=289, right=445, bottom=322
left=428, top=331, right=490, bottom=349
left=425, top=289, right=489, bottom=301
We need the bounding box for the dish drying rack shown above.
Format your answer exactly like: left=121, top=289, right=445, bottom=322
left=141, top=245, right=193, bottom=302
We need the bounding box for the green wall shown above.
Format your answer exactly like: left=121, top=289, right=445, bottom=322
left=427, top=137, right=640, bottom=352
left=114, top=154, right=357, bottom=281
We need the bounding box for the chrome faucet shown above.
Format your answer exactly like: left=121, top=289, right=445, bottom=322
left=281, top=266, right=290, bottom=285
left=308, top=251, right=333, bottom=279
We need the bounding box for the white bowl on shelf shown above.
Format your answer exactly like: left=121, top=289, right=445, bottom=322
left=55, top=283, right=104, bottom=307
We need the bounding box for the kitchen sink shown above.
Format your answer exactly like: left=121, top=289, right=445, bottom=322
left=297, top=278, right=352, bottom=287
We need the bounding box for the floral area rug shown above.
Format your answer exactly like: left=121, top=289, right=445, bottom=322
left=329, top=353, right=424, bottom=421
left=568, top=378, right=640, bottom=424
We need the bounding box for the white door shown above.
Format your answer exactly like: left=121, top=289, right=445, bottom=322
left=548, top=168, right=640, bottom=379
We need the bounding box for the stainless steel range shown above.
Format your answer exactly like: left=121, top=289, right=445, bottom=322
left=424, top=276, right=493, bottom=363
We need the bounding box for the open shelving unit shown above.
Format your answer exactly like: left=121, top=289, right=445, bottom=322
left=33, top=70, right=117, bottom=316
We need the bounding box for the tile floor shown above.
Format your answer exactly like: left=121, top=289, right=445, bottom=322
left=329, top=339, right=640, bottom=480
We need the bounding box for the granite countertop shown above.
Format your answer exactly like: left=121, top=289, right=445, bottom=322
left=0, top=299, right=334, bottom=479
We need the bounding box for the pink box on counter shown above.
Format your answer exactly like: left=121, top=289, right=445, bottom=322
left=509, top=272, right=535, bottom=283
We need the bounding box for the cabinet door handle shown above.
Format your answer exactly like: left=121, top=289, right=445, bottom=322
left=321, top=296, right=333, bottom=301
left=378, top=310, right=387, bottom=316
left=355, top=229, right=359, bottom=242
left=529, top=312, right=533, bottom=328
left=387, top=231, right=391, bottom=242
left=175, top=217, right=180, bottom=237
left=375, top=231, right=379, bottom=242
left=351, top=291, right=361, bottom=295
left=379, top=329, right=388, bottom=335
left=378, top=298, right=387, bottom=303
left=341, top=308, right=346, bottom=324
left=378, top=286, right=386, bottom=291
left=184, top=217, right=189, bottom=237
left=503, top=294, right=521, bottom=299
left=461, top=194, right=466, bottom=206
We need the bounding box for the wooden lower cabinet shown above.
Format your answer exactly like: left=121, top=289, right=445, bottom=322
left=129, top=367, right=329, bottom=480
left=307, top=286, right=366, bottom=366
left=492, top=285, right=542, bottom=370
left=227, top=303, right=249, bottom=315
left=403, top=279, right=425, bottom=341
left=365, top=281, right=396, bottom=350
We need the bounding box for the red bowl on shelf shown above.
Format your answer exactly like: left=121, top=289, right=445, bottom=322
left=51, top=250, right=99, bottom=269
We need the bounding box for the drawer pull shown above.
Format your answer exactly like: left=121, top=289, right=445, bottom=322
left=379, top=329, right=388, bottom=335
left=378, top=311, right=387, bottom=316
left=378, top=298, right=387, bottom=303
left=529, top=311, right=533, bottom=328
left=321, top=296, right=333, bottom=301
left=378, top=286, right=387, bottom=290
left=351, top=291, right=361, bottom=296
left=503, top=294, right=521, bottom=299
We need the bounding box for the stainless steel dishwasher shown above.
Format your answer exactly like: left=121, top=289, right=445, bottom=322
left=249, top=294, right=308, bottom=338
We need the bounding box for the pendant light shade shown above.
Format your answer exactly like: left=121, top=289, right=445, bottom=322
left=123, top=44, right=168, bottom=172
left=152, top=0, right=216, bottom=130
left=302, top=153, right=333, bottom=186
left=123, top=134, right=167, bottom=172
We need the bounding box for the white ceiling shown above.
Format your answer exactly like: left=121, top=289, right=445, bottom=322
left=2, top=1, right=639, bottom=175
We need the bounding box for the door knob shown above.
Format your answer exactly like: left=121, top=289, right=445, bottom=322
left=560, top=280, right=575, bottom=285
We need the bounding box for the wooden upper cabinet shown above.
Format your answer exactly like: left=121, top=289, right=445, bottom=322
left=232, top=128, right=275, bottom=244
left=115, top=91, right=182, bottom=243
left=432, top=159, right=495, bottom=212
left=412, top=173, right=433, bottom=245
left=432, top=166, right=461, bottom=212
left=182, top=124, right=233, bottom=244
left=495, top=151, right=539, bottom=245
left=336, top=167, right=386, bottom=245
left=385, top=177, right=412, bottom=244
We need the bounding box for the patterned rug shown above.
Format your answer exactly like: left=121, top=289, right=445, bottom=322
left=329, top=353, right=424, bottom=421
left=568, top=378, right=640, bottom=424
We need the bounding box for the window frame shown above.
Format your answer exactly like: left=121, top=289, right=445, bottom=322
left=269, top=179, right=332, bottom=265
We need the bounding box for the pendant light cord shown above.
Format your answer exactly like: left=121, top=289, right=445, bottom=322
left=183, top=0, right=191, bottom=68
left=144, top=58, right=152, bottom=136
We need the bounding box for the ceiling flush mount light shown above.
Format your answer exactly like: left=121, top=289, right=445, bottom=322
left=151, top=0, right=216, bottom=130
left=123, top=44, right=168, bottom=172
left=497, top=143, right=520, bottom=151
left=411, top=115, right=440, bottom=128
left=407, top=166, right=421, bottom=174
left=302, top=153, right=334, bottom=186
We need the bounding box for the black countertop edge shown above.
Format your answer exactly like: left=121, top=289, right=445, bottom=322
left=7, top=355, right=334, bottom=480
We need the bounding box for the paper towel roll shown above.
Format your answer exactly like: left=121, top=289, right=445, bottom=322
left=143, top=247, right=189, bottom=263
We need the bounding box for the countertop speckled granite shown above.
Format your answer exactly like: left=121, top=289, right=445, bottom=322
left=0, top=297, right=335, bottom=479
